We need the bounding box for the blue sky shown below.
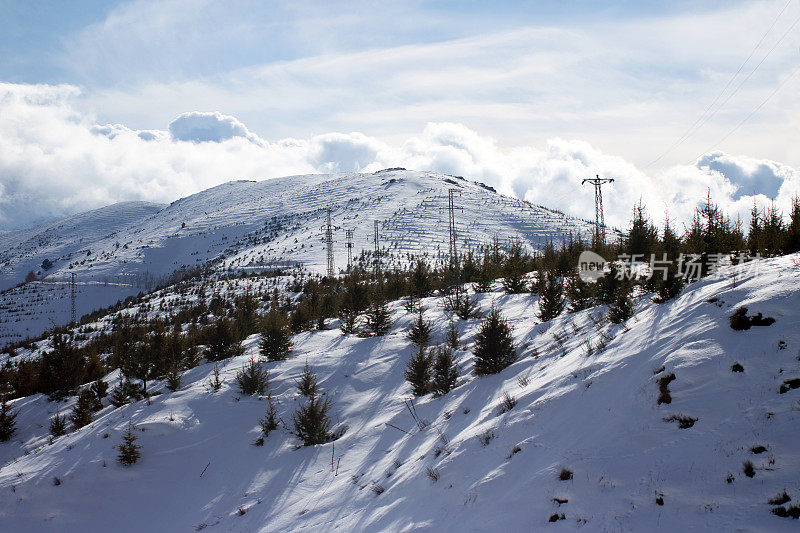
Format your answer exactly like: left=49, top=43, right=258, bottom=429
left=2, top=1, right=747, bottom=86
left=0, top=0, right=798, bottom=229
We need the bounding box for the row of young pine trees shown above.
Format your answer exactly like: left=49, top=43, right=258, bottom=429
left=1, top=192, right=799, bottom=459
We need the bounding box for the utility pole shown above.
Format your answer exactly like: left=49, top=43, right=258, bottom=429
left=70, top=272, right=76, bottom=324
left=322, top=208, right=336, bottom=278
left=345, top=229, right=354, bottom=270
left=581, top=175, right=614, bottom=244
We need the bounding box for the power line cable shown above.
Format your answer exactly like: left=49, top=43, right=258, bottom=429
left=644, top=0, right=796, bottom=168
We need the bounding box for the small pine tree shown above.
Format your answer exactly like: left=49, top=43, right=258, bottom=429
left=236, top=358, right=269, bottom=396
left=338, top=308, right=359, bottom=335
left=208, top=363, right=224, bottom=392
left=565, top=271, right=596, bottom=312
left=258, top=393, right=279, bottom=438
left=608, top=286, right=634, bottom=324
left=295, top=362, right=318, bottom=398
left=405, top=345, right=433, bottom=396
left=502, top=240, right=528, bottom=294
left=537, top=271, right=565, bottom=322
left=49, top=409, right=68, bottom=437
left=446, top=318, right=459, bottom=349
left=292, top=392, right=332, bottom=446
left=431, top=345, right=458, bottom=397
left=165, top=369, right=182, bottom=392
left=108, top=379, right=143, bottom=408
left=365, top=300, right=392, bottom=336
left=205, top=319, right=244, bottom=361
left=259, top=310, right=293, bottom=361
left=447, top=285, right=481, bottom=320
left=0, top=392, right=18, bottom=442
left=653, top=263, right=685, bottom=303
left=407, top=309, right=432, bottom=348
left=70, top=388, right=95, bottom=430
left=89, top=379, right=108, bottom=411
left=473, top=305, right=517, bottom=376
left=109, top=382, right=128, bottom=408
left=117, top=421, right=141, bottom=466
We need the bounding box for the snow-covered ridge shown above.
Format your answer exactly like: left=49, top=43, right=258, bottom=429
left=0, top=170, right=596, bottom=343
left=1, top=254, right=798, bottom=532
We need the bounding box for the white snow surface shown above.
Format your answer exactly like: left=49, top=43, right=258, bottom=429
left=0, top=170, right=595, bottom=343
left=1, top=254, right=799, bottom=532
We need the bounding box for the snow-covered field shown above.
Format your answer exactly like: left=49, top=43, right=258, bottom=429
left=1, top=254, right=798, bottom=532
left=0, top=170, right=596, bottom=343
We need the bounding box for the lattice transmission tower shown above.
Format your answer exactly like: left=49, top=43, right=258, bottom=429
left=581, top=175, right=614, bottom=244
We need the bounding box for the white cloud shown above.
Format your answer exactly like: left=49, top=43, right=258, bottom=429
left=168, top=111, right=264, bottom=145
left=0, top=82, right=797, bottom=234
left=77, top=0, right=800, bottom=173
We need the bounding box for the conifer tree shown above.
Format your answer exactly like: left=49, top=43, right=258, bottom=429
left=295, top=362, right=318, bottom=398
left=109, top=379, right=141, bottom=407
left=410, top=260, right=433, bottom=298
left=165, top=369, right=182, bottom=392
left=786, top=196, right=800, bottom=253
left=39, top=333, right=85, bottom=401
left=365, top=299, right=392, bottom=336
left=205, top=319, right=244, bottom=361
left=49, top=409, right=68, bottom=438
left=233, top=293, right=260, bottom=339
left=625, top=201, right=659, bottom=257
left=89, top=379, right=108, bottom=411
left=747, top=201, right=762, bottom=255
left=446, top=318, right=460, bottom=349
left=537, top=270, right=566, bottom=322
left=258, top=393, right=279, bottom=438
left=502, top=240, right=528, bottom=294
left=405, top=345, right=433, bottom=396
left=406, top=308, right=432, bottom=348
left=608, top=285, right=635, bottom=324
left=565, top=271, right=596, bottom=312
left=208, top=363, right=224, bottom=392
left=259, top=309, right=292, bottom=361
left=236, top=357, right=269, bottom=396
left=473, top=305, right=517, bottom=375
left=431, top=345, right=458, bottom=397
left=338, top=308, right=359, bottom=335
left=652, top=263, right=685, bottom=303
left=70, top=388, right=95, bottom=430
left=473, top=249, right=495, bottom=293
left=292, top=383, right=332, bottom=447
left=0, top=390, right=17, bottom=442
left=447, top=285, right=481, bottom=320
left=117, top=421, right=141, bottom=466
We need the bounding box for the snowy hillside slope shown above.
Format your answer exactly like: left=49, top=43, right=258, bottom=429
left=0, top=170, right=596, bottom=343
left=0, top=201, right=166, bottom=291
left=1, top=255, right=798, bottom=532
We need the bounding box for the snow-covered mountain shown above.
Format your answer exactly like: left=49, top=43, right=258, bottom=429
left=1, top=254, right=798, bottom=532
left=0, top=170, right=596, bottom=344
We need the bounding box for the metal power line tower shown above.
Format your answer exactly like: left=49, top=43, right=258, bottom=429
left=581, top=175, right=614, bottom=244
left=440, top=189, right=463, bottom=271
left=69, top=272, right=76, bottom=324
left=345, top=229, right=354, bottom=270
left=373, top=220, right=380, bottom=272
left=322, top=208, right=336, bottom=278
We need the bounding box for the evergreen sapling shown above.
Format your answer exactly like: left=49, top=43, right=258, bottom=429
left=117, top=421, right=141, bottom=466
left=473, top=305, right=517, bottom=375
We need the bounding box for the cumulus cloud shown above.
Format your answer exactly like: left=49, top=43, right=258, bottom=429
left=0, top=82, right=797, bottom=233
left=168, top=111, right=264, bottom=145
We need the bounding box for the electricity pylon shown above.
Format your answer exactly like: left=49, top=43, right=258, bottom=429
left=581, top=175, right=614, bottom=244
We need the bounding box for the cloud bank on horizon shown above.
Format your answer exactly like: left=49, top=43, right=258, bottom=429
left=1, top=82, right=798, bottom=233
